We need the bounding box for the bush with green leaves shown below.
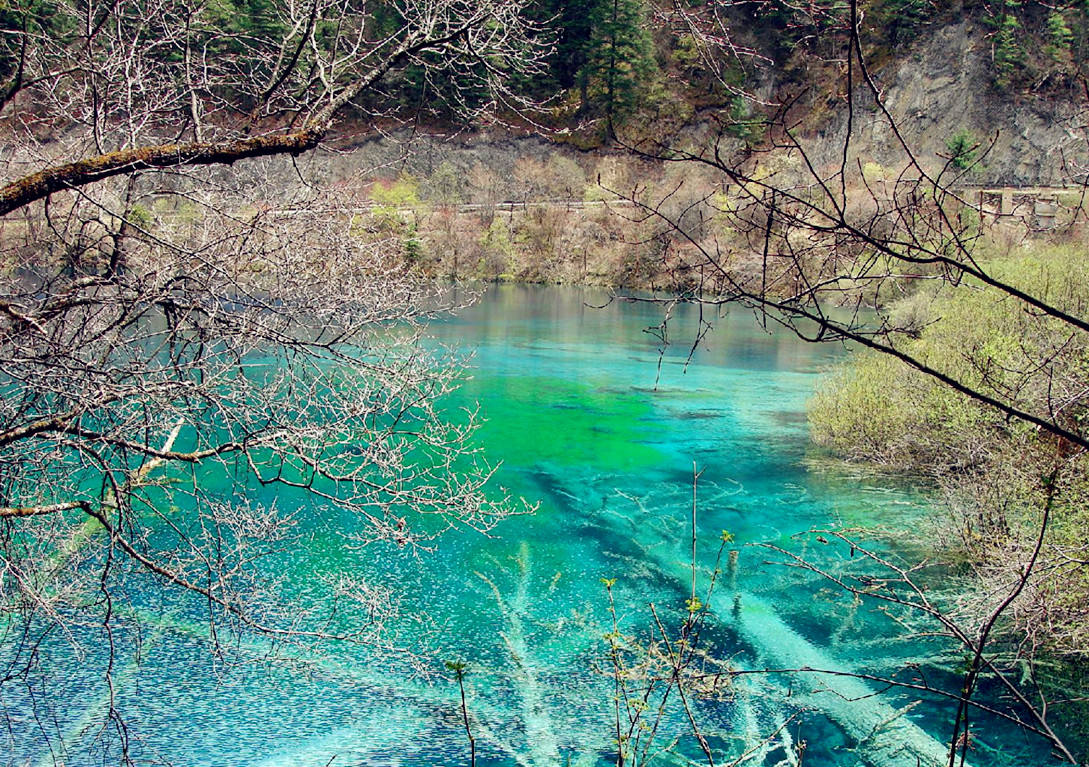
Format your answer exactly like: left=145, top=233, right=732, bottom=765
left=809, top=243, right=1089, bottom=655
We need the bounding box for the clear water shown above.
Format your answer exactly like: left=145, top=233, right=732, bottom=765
left=6, top=284, right=1066, bottom=766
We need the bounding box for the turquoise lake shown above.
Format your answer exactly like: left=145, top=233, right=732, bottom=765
left=11, top=284, right=1068, bottom=766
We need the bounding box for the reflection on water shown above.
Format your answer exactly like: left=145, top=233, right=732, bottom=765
left=7, top=284, right=1061, bottom=766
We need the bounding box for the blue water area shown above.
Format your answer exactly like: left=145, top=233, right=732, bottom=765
left=5, top=284, right=1065, bottom=766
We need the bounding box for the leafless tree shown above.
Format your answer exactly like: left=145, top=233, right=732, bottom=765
left=0, top=0, right=540, bottom=760
left=611, top=0, right=1089, bottom=763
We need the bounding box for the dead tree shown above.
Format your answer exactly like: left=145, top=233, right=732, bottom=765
left=0, top=0, right=540, bottom=759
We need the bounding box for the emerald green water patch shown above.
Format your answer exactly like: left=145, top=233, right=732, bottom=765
left=459, top=373, right=666, bottom=473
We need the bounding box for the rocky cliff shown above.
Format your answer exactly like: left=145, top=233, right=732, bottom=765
left=806, top=21, right=1087, bottom=187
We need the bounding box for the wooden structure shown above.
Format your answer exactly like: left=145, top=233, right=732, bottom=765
left=966, top=186, right=1084, bottom=229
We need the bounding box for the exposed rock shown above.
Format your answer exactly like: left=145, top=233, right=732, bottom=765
left=810, top=22, right=1088, bottom=186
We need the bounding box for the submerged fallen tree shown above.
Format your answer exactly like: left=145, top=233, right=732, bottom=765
left=727, top=594, right=971, bottom=767
left=566, top=470, right=998, bottom=767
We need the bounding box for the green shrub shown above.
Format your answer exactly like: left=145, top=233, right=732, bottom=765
left=369, top=174, right=421, bottom=232
left=946, top=129, right=978, bottom=170
left=809, top=244, right=1089, bottom=654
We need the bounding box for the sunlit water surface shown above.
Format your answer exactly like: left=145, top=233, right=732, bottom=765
left=10, top=285, right=1065, bottom=767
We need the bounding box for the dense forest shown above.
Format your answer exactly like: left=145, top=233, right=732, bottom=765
left=369, top=0, right=1089, bottom=139
left=8, top=0, right=1083, bottom=139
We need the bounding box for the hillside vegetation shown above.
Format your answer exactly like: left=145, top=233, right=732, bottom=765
left=396, top=0, right=1089, bottom=161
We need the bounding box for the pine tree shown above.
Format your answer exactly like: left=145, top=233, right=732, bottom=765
left=580, top=0, right=658, bottom=138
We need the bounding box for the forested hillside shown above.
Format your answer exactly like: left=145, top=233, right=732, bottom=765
left=133, top=0, right=1089, bottom=291
left=6, top=0, right=1085, bottom=178
left=364, top=0, right=1089, bottom=152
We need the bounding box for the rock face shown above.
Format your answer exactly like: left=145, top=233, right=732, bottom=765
left=241, top=23, right=1088, bottom=194
left=811, top=21, right=1088, bottom=186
